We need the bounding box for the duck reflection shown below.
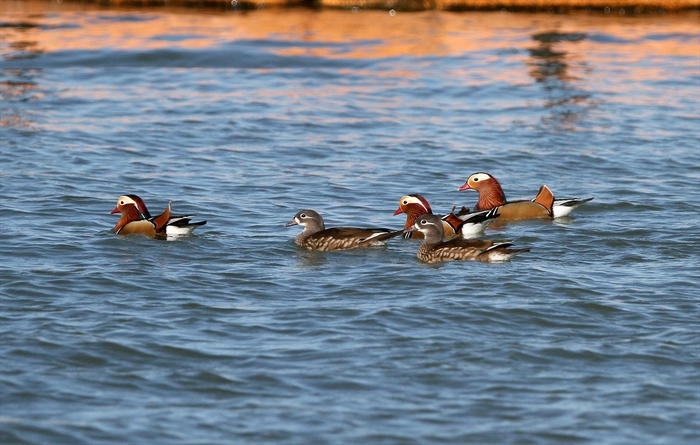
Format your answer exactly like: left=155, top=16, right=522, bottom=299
left=0, top=20, right=44, bottom=60
left=294, top=250, right=330, bottom=268
left=528, top=31, right=592, bottom=128
left=1, top=22, right=44, bottom=128
left=0, top=70, right=40, bottom=128
left=529, top=31, right=587, bottom=84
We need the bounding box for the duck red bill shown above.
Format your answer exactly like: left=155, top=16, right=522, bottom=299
left=457, top=183, right=471, bottom=191
left=110, top=207, right=120, bottom=214
left=393, top=208, right=404, bottom=216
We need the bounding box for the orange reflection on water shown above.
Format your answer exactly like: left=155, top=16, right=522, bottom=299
left=1, top=0, right=698, bottom=130
left=2, top=2, right=694, bottom=59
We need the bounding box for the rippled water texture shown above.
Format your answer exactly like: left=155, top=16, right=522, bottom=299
left=1, top=2, right=699, bottom=444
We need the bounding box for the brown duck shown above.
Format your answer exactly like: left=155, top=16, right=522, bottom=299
left=457, top=172, right=592, bottom=220
left=285, top=209, right=402, bottom=251
left=406, top=214, right=530, bottom=264
left=393, top=194, right=499, bottom=239
left=111, top=195, right=206, bottom=237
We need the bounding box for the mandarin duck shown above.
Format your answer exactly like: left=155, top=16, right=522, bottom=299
left=393, top=194, right=499, bottom=239
left=406, top=214, right=530, bottom=264
left=111, top=194, right=206, bottom=237
left=285, top=209, right=402, bottom=251
left=458, top=172, right=593, bottom=220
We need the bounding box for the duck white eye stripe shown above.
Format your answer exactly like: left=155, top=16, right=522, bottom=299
left=471, top=173, right=491, bottom=182
left=405, top=196, right=427, bottom=210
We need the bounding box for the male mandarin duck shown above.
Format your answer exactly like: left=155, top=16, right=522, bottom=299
left=457, top=172, right=593, bottom=220
left=393, top=194, right=499, bottom=239
left=111, top=194, right=206, bottom=237
left=406, top=214, right=530, bottom=264
left=285, top=209, right=402, bottom=251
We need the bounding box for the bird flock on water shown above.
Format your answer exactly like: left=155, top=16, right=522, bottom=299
left=110, top=172, right=593, bottom=264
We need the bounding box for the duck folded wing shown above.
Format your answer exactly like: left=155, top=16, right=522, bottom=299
left=319, top=227, right=402, bottom=243
left=301, top=228, right=401, bottom=251
left=151, top=202, right=172, bottom=234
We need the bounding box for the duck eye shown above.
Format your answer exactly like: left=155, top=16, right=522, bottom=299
left=473, top=178, right=479, bottom=182
left=300, top=213, right=306, bottom=218
left=420, top=219, right=427, bottom=224
left=402, top=200, right=408, bottom=205
left=120, top=200, right=124, bottom=205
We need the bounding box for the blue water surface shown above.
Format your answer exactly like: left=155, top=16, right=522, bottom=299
left=1, top=4, right=699, bottom=444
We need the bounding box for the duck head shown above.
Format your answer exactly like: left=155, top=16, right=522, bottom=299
left=393, top=194, right=434, bottom=229
left=405, top=213, right=444, bottom=244
left=457, top=172, right=507, bottom=211
left=111, top=194, right=152, bottom=219
left=285, top=209, right=325, bottom=238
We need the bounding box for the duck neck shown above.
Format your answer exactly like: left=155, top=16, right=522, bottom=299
left=404, top=209, right=431, bottom=230
left=297, top=221, right=323, bottom=243
left=421, top=228, right=444, bottom=245
left=475, top=183, right=506, bottom=211
left=114, top=205, right=145, bottom=234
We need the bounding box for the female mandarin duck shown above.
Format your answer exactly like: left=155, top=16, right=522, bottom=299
left=393, top=194, right=499, bottom=239
left=111, top=194, right=206, bottom=237
left=285, top=209, right=402, bottom=251
left=406, top=214, right=530, bottom=264
left=457, top=172, right=593, bottom=220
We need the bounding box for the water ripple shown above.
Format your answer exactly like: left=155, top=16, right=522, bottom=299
left=1, top=6, right=698, bottom=445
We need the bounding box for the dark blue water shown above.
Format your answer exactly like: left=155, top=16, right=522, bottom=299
left=1, top=3, right=699, bottom=444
